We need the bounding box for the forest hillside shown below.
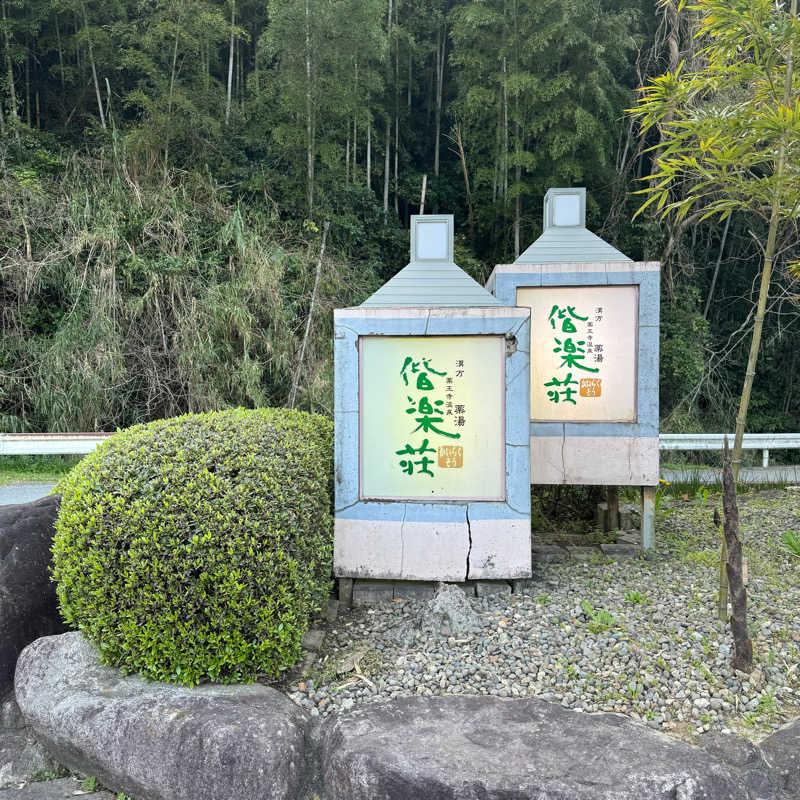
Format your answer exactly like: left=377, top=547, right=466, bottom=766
left=0, top=0, right=797, bottom=438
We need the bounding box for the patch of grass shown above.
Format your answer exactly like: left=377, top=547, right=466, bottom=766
left=0, top=455, right=82, bottom=486
left=28, top=766, right=70, bottom=782
left=781, top=530, right=800, bottom=557
left=81, top=776, right=97, bottom=792
left=686, top=550, right=718, bottom=567
left=580, top=600, right=616, bottom=634
left=625, top=590, right=647, bottom=605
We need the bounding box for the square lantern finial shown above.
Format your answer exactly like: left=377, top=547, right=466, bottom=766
left=543, top=188, right=586, bottom=230
left=410, top=215, right=454, bottom=264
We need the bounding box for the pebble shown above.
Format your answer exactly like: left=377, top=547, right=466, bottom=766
left=284, top=491, right=799, bottom=743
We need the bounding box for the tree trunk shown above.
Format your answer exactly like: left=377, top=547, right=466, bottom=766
left=163, top=26, right=180, bottom=180
left=305, top=0, right=314, bottom=211
left=394, top=0, right=399, bottom=216
left=366, top=120, right=371, bottom=190
left=407, top=45, right=411, bottom=109
left=55, top=15, right=66, bottom=89
left=74, top=12, right=81, bottom=74
left=703, top=213, right=732, bottom=319
left=352, top=114, right=357, bottom=179
left=346, top=134, right=350, bottom=183
left=82, top=1, right=106, bottom=130
left=24, top=47, right=30, bottom=126
left=394, top=117, right=399, bottom=215
left=383, top=0, right=392, bottom=218
left=383, top=117, right=390, bottom=217
left=225, top=0, right=235, bottom=126
left=722, top=439, right=752, bottom=673
left=238, top=37, right=244, bottom=112
left=493, top=97, right=501, bottom=203
left=453, top=124, right=474, bottom=244
left=420, top=173, right=427, bottom=215
left=352, top=59, right=358, bottom=182
left=289, top=220, right=330, bottom=409
left=731, top=0, right=794, bottom=478
left=434, top=22, right=445, bottom=178
left=502, top=57, right=508, bottom=202
left=2, top=0, right=20, bottom=129
left=514, top=166, right=521, bottom=259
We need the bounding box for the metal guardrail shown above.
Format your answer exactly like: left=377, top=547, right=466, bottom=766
left=659, top=432, right=800, bottom=468
left=0, top=432, right=113, bottom=455
left=659, top=432, right=800, bottom=449
left=3, top=431, right=799, bottom=471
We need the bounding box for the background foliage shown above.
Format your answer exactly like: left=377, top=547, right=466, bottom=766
left=0, top=0, right=798, bottom=436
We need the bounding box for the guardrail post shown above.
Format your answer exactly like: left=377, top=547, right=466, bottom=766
left=762, top=448, right=769, bottom=468
left=641, top=486, right=656, bottom=552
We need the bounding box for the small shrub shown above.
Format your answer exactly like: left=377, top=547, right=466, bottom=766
left=52, top=408, right=333, bottom=685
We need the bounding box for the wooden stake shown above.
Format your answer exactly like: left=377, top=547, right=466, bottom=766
left=606, top=486, right=619, bottom=531
left=419, top=173, right=427, bottom=215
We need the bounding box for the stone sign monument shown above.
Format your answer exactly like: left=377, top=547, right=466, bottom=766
left=487, top=187, right=660, bottom=547
left=333, top=215, right=532, bottom=583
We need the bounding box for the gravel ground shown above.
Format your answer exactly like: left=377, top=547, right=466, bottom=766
left=289, top=488, right=800, bottom=743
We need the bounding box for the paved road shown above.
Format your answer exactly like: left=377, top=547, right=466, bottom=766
left=0, top=483, right=57, bottom=506
left=661, top=465, right=800, bottom=485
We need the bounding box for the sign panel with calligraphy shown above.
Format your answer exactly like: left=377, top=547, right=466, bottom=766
left=517, top=285, right=638, bottom=422
left=359, top=335, right=505, bottom=500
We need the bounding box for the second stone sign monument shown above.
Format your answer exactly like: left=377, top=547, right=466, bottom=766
left=333, top=215, right=533, bottom=583
left=487, top=187, right=660, bottom=547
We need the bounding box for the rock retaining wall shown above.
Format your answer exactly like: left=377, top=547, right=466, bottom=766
left=15, top=633, right=797, bottom=800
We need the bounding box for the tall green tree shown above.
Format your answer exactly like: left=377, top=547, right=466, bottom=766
left=630, top=0, right=800, bottom=476
left=450, top=0, right=640, bottom=260
left=259, top=0, right=385, bottom=212
left=120, top=0, right=228, bottom=176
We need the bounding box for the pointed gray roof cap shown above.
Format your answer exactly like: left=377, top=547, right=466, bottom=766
left=361, top=215, right=502, bottom=307
left=516, top=188, right=631, bottom=264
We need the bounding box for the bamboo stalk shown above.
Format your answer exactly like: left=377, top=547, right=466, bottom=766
left=289, top=221, right=330, bottom=409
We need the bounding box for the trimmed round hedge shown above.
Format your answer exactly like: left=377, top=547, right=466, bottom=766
left=52, top=408, right=333, bottom=685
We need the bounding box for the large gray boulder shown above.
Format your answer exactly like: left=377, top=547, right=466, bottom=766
left=0, top=776, right=115, bottom=799
left=760, top=718, right=800, bottom=797
left=0, top=495, right=65, bottom=694
left=696, top=730, right=775, bottom=800
left=15, top=633, right=308, bottom=800
left=0, top=691, right=60, bottom=788
left=320, top=695, right=766, bottom=800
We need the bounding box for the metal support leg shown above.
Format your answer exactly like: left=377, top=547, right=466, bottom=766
left=762, top=449, right=769, bottom=468
left=641, top=485, right=656, bottom=552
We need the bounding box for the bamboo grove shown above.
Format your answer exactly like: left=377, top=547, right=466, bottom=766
left=1, top=0, right=798, bottom=442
